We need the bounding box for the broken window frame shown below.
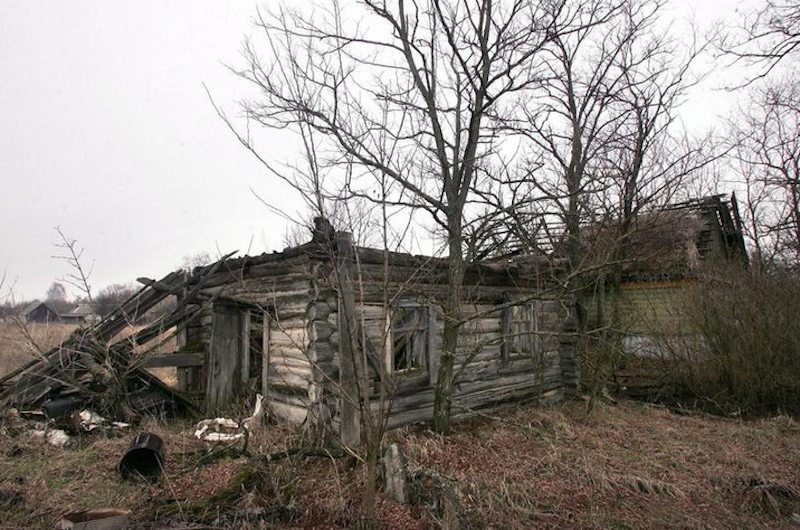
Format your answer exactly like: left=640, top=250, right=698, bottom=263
left=389, top=301, right=429, bottom=374
left=501, top=300, right=543, bottom=366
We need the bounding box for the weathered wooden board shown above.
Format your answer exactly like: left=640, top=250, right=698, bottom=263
left=144, top=353, right=203, bottom=368
left=206, top=305, right=243, bottom=414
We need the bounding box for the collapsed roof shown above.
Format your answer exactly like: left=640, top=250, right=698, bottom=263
left=0, top=255, right=235, bottom=417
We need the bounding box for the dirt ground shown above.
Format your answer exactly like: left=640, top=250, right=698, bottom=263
left=0, top=398, right=798, bottom=530
left=1, top=322, right=798, bottom=529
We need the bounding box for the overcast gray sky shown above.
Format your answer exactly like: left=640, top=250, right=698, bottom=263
left=0, top=0, right=756, bottom=301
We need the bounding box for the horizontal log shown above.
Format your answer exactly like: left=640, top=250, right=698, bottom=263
left=379, top=378, right=565, bottom=429
left=198, top=257, right=313, bottom=289
left=269, top=356, right=312, bottom=372
left=199, top=286, right=311, bottom=310
left=143, top=353, right=203, bottom=368
left=269, top=399, right=309, bottom=424
left=229, top=277, right=312, bottom=296
left=270, top=345, right=311, bottom=362
left=269, top=366, right=312, bottom=388
left=269, top=315, right=307, bottom=330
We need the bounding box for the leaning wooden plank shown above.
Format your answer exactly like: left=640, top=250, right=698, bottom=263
left=0, top=269, right=185, bottom=388
left=105, top=306, right=202, bottom=370
left=136, top=276, right=184, bottom=294
left=0, top=347, right=92, bottom=404
left=127, top=368, right=203, bottom=416
left=0, top=304, right=200, bottom=404
left=91, top=270, right=184, bottom=343
left=0, top=252, right=235, bottom=410
left=0, top=356, right=44, bottom=387
left=143, top=353, right=203, bottom=368
left=355, top=320, right=383, bottom=378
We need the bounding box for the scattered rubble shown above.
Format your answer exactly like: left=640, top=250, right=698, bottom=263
left=193, top=393, right=264, bottom=443
left=31, top=428, right=71, bottom=448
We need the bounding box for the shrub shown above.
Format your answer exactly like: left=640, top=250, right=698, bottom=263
left=667, top=265, right=800, bottom=415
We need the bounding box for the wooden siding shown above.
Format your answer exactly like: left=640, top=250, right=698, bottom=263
left=187, top=254, right=317, bottom=419
left=188, top=240, right=577, bottom=435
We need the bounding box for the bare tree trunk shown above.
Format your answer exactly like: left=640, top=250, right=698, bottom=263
left=434, top=218, right=465, bottom=434
left=361, top=435, right=380, bottom=527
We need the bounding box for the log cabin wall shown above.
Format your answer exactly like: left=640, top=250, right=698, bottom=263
left=185, top=236, right=578, bottom=436
left=336, top=246, right=575, bottom=431
left=185, top=245, right=329, bottom=419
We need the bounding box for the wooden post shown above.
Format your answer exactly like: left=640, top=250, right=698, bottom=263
left=176, top=271, right=190, bottom=392
left=427, top=307, right=439, bottom=385
left=336, top=232, right=361, bottom=447
left=532, top=301, right=542, bottom=365
left=500, top=295, right=512, bottom=366
left=239, top=309, right=251, bottom=392
left=205, top=304, right=240, bottom=415
left=262, top=312, right=271, bottom=401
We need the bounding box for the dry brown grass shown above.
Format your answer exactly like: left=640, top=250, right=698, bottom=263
left=1, top=399, right=798, bottom=529
left=394, top=400, right=800, bottom=529
left=0, top=323, right=797, bottom=530
left=0, top=322, right=77, bottom=375
left=0, top=411, right=297, bottom=529
left=0, top=408, right=425, bottom=530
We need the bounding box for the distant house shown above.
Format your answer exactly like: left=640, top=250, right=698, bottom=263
left=22, top=301, right=61, bottom=323
left=64, top=303, right=99, bottom=324
left=21, top=301, right=99, bottom=325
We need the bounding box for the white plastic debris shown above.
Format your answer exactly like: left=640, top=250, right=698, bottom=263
left=194, top=418, right=239, bottom=441
left=200, top=432, right=245, bottom=443
left=194, top=394, right=264, bottom=442
left=243, top=394, right=265, bottom=432
left=46, top=429, right=71, bottom=448
left=77, top=410, right=106, bottom=431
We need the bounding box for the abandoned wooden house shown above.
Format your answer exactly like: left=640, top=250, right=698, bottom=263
left=20, top=301, right=98, bottom=324
left=172, top=220, right=578, bottom=440
left=584, top=194, right=748, bottom=359
left=21, top=301, right=62, bottom=323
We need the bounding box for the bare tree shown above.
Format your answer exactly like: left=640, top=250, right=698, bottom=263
left=586, top=10, right=714, bottom=411
left=496, top=0, right=716, bottom=410
left=52, top=227, right=94, bottom=304
left=94, top=283, right=137, bottom=317
left=728, top=77, right=800, bottom=268
left=720, top=0, right=800, bottom=83
left=46, top=281, right=69, bottom=313
left=180, top=251, right=217, bottom=272
left=516, top=0, right=655, bottom=329
left=228, top=0, right=590, bottom=435
left=216, top=30, right=409, bottom=521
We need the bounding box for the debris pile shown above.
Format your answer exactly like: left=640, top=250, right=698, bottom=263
left=194, top=393, right=265, bottom=443
left=0, top=253, right=234, bottom=420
